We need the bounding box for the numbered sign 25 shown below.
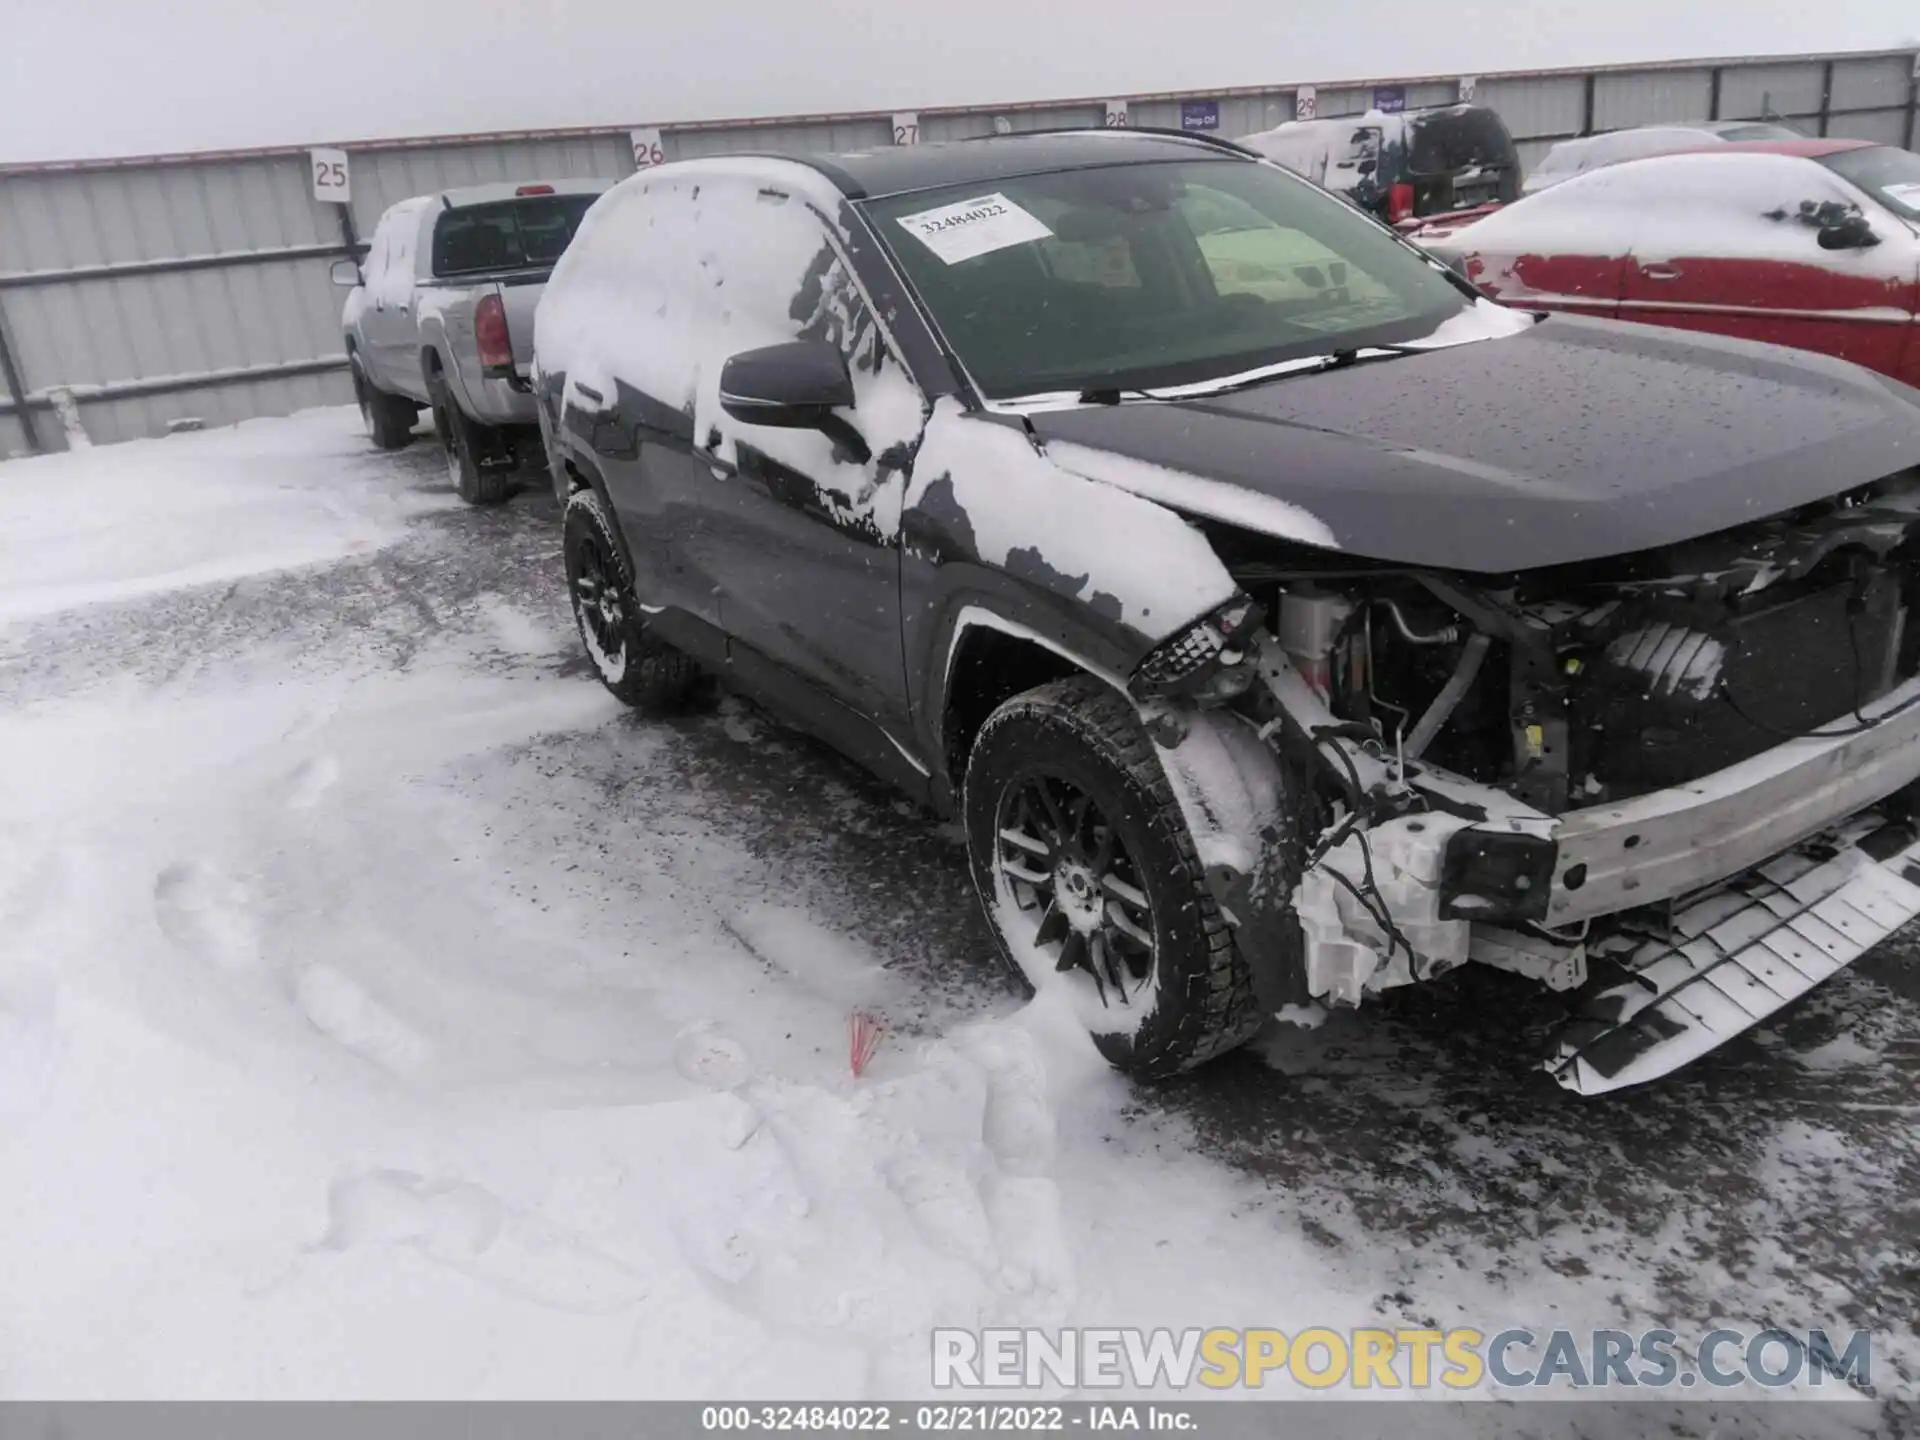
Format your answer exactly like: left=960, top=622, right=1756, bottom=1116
left=1104, top=100, right=1130, bottom=128
left=629, top=127, right=665, bottom=169
left=892, top=112, right=920, bottom=146
left=309, top=148, right=350, bottom=205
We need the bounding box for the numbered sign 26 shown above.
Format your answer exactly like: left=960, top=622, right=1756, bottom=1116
left=309, top=148, right=350, bottom=205
left=1105, top=100, right=1130, bottom=128
left=630, top=127, right=665, bottom=170
left=892, top=112, right=920, bottom=146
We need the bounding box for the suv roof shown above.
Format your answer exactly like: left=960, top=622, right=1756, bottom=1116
left=787, top=130, right=1247, bottom=200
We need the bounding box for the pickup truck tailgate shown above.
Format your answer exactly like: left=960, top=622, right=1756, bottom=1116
left=499, top=276, right=546, bottom=375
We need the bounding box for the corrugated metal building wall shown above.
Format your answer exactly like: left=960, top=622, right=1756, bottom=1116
left=2, top=47, right=1915, bottom=457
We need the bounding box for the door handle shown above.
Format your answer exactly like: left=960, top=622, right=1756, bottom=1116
left=1639, top=264, right=1683, bottom=281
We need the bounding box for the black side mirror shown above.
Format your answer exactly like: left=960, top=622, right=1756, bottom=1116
left=719, top=341, right=854, bottom=428
left=718, top=340, right=869, bottom=462
left=1818, top=212, right=1879, bottom=250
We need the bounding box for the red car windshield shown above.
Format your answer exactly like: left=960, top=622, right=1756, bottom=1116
left=1819, top=146, right=1920, bottom=222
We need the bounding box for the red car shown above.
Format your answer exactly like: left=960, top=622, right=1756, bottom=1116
left=1414, top=139, right=1920, bottom=386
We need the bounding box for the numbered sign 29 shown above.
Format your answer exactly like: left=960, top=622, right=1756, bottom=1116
left=1104, top=100, right=1130, bottom=128
left=892, top=112, right=920, bottom=146
left=1294, top=86, right=1317, bottom=121
left=630, top=127, right=665, bottom=170
left=310, top=148, right=350, bottom=205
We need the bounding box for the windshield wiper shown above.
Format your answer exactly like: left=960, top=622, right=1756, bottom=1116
left=1074, top=344, right=1431, bottom=407
left=1317, top=342, right=1431, bottom=370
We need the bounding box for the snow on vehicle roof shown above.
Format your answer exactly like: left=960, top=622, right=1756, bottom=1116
left=1523, top=130, right=1864, bottom=192
left=1424, top=149, right=1894, bottom=280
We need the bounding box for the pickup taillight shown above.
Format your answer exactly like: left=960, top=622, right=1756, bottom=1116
left=1387, top=182, right=1417, bottom=225
left=475, top=293, right=513, bottom=374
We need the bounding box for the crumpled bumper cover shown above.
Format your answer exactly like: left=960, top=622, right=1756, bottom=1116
left=1545, top=816, right=1920, bottom=1094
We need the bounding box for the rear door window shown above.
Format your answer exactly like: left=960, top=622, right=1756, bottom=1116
left=1408, top=110, right=1516, bottom=176
left=432, top=195, right=599, bottom=276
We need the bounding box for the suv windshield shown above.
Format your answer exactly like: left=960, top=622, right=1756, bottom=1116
left=864, top=158, right=1468, bottom=399
left=1819, top=145, right=1920, bottom=221
left=432, top=194, right=599, bottom=276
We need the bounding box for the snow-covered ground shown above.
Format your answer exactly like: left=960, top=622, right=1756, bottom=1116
left=0, top=409, right=1913, bottom=1424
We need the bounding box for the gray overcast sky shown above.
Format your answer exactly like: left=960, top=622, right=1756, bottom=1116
left=2, top=0, right=1915, bottom=163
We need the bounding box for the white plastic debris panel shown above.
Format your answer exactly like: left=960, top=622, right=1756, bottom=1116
left=1546, top=817, right=1920, bottom=1094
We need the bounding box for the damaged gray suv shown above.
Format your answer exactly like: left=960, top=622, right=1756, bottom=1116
left=533, top=130, right=1920, bottom=1094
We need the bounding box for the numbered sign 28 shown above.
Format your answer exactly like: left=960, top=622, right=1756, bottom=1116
left=1105, top=100, right=1130, bottom=128
left=630, top=127, right=665, bottom=170
left=892, top=112, right=920, bottom=146
left=1458, top=75, right=1478, bottom=103
left=309, top=148, right=350, bottom=205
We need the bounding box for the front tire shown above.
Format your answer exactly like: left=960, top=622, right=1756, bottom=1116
left=352, top=355, right=418, bottom=451
left=963, top=677, right=1265, bottom=1077
left=562, top=488, right=699, bottom=711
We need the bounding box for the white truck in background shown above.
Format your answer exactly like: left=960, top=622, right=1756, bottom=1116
left=333, top=179, right=613, bottom=504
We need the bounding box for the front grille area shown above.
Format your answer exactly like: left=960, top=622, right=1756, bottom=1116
left=1579, top=571, right=1905, bottom=799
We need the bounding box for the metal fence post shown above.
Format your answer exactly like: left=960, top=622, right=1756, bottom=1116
left=1708, top=67, right=1723, bottom=121
left=0, top=294, right=43, bottom=454
left=1817, top=60, right=1834, bottom=136
left=1908, top=52, right=1919, bottom=151
left=1580, top=72, right=1597, bottom=135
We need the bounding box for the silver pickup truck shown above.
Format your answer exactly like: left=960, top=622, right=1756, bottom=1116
left=331, top=179, right=613, bottom=504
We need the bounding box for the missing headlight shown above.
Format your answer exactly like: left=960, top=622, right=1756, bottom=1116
left=1129, top=595, right=1264, bottom=703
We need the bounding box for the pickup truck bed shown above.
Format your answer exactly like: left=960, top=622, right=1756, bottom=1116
left=337, top=179, right=614, bottom=504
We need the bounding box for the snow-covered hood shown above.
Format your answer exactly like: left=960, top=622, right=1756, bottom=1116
left=1026, top=313, right=1920, bottom=573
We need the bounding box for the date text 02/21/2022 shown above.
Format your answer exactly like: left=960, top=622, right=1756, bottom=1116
left=699, top=1404, right=1198, bottom=1432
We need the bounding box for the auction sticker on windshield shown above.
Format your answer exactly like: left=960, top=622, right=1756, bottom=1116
left=895, top=193, right=1054, bottom=264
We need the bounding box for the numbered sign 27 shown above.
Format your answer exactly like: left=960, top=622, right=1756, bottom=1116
left=630, top=127, right=665, bottom=170
left=892, top=112, right=920, bottom=146
left=1105, top=100, right=1130, bottom=128
left=309, top=148, right=350, bottom=205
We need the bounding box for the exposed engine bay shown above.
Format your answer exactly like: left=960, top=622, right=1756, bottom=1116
left=1146, top=471, right=1920, bottom=1094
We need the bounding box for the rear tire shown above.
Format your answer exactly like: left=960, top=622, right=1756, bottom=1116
left=352, top=355, right=417, bottom=451
left=429, top=374, right=514, bottom=506
left=562, top=488, right=699, bottom=712
left=963, top=676, right=1265, bottom=1078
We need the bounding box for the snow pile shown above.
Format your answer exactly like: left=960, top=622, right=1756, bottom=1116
left=0, top=413, right=1376, bottom=1401
left=0, top=407, right=451, bottom=627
